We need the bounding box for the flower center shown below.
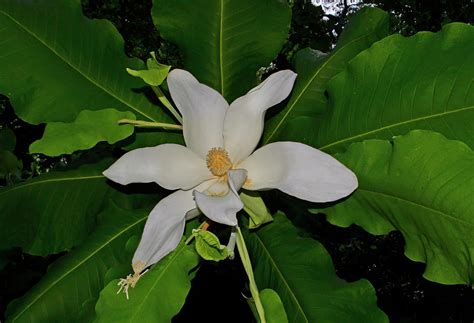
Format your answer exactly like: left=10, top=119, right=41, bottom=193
left=206, top=147, right=232, bottom=176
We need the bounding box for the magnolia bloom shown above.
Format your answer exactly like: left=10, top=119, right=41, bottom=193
left=104, top=69, right=357, bottom=278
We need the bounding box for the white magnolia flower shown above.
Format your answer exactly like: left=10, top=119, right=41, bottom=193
left=103, top=69, right=357, bottom=278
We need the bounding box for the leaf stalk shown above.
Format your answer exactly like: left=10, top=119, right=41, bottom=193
left=151, top=86, right=183, bottom=125
left=236, top=226, right=266, bottom=323
left=118, top=119, right=183, bottom=130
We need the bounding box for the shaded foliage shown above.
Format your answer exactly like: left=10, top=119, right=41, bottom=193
left=1, top=0, right=473, bottom=322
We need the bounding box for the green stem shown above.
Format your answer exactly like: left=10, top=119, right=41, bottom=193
left=151, top=86, right=183, bottom=125
left=118, top=119, right=182, bottom=130
left=236, top=227, right=266, bottom=323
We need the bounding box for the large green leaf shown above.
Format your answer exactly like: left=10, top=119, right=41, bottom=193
left=29, top=109, right=136, bottom=156
left=5, top=203, right=148, bottom=323
left=0, top=159, right=111, bottom=255
left=94, top=240, right=199, bottom=323
left=313, top=23, right=474, bottom=153
left=312, top=130, right=474, bottom=285
left=153, top=0, right=291, bottom=102
left=245, top=212, right=387, bottom=323
left=263, top=7, right=390, bottom=144
left=0, top=0, right=182, bottom=149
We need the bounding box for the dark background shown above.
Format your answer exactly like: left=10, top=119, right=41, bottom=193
left=1, top=0, right=473, bottom=322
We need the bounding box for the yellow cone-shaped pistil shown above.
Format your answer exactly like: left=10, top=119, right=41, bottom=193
left=206, top=147, right=232, bottom=176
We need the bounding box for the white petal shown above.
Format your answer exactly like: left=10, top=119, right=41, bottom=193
left=132, top=189, right=195, bottom=268
left=227, top=169, right=247, bottom=195
left=167, top=69, right=229, bottom=158
left=223, top=70, right=297, bottom=164
left=193, top=169, right=247, bottom=226
left=205, top=180, right=229, bottom=196
left=185, top=208, right=201, bottom=220
left=132, top=181, right=212, bottom=268
left=240, top=142, right=358, bottom=203
left=103, top=144, right=211, bottom=190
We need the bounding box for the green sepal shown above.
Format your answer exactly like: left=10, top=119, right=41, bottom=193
left=195, top=230, right=229, bottom=262
left=126, top=52, right=171, bottom=86
left=240, top=191, right=273, bottom=229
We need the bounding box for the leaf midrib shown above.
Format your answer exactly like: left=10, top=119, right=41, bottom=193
left=10, top=215, right=147, bottom=322
left=0, top=9, right=157, bottom=122
left=358, top=188, right=474, bottom=227
left=218, top=0, right=225, bottom=97
left=264, top=33, right=375, bottom=145
left=0, top=175, right=104, bottom=197
left=319, top=105, right=474, bottom=151
left=254, top=233, right=309, bottom=323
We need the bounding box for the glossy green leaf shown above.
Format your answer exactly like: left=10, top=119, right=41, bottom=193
left=312, top=130, right=474, bottom=284
left=94, top=240, right=199, bottom=323
left=245, top=212, right=387, bottom=323
left=5, top=203, right=148, bottom=323
left=0, top=0, right=181, bottom=149
left=0, top=128, right=16, bottom=151
left=263, top=7, right=390, bottom=144
left=195, top=230, right=229, bottom=262
left=0, top=159, right=111, bottom=255
left=29, top=109, right=136, bottom=156
left=240, top=191, right=273, bottom=229
left=153, top=0, right=291, bottom=102
left=314, top=23, right=474, bottom=153
left=260, top=289, right=288, bottom=323
left=126, top=52, right=171, bottom=87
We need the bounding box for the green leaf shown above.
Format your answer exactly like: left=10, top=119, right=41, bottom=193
left=240, top=191, right=273, bottom=229
left=0, top=159, right=111, bottom=255
left=245, top=212, right=388, bottom=323
left=0, top=0, right=181, bottom=148
left=263, top=7, right=390, bottom=144
left=94, top=240, right=199, bottom=323
left=126, top=52, right=171, bottom=87
left=5, top=203, right=148, bottom=323
left=314, top=23, right=474, bottom=153
left=29, top=109, right=136, bottom=156
left=260, top=289, right=288, bottom=323
left=0, top=150, right=22, bottom=179
left=195, top=230, right=228, bottom=261
left=312, top=130, right=474, bottom=284
left=153, top=0, right=291, bottom=102
left=0, top=128, right=16, bottom=151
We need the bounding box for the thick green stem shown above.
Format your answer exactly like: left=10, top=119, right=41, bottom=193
left=236, top=227, right=266, bottom=323
left=151, top=86, right=183, bottom=125
left=118, top=119, right=182, bottom=130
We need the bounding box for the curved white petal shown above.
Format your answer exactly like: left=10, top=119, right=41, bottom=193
left=132, top=189, right=195, bottom=268
left=132, top=181, right=212, bottom=268
left=240, top=142, right=358, bottom=203
left=167, top=69, right=229, bottom=158
left=205, top=180, right=229, bottom=196
left=193, top=169, right=247, bottom=226
left=223, top=70, right=297, bottom=164
left=103, top=144, right=211, bottom=190
left=228, top=169, right=247, bottom=195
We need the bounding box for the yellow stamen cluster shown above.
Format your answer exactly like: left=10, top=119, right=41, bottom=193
left=206, top=147, right=232, bottom=176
